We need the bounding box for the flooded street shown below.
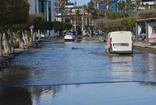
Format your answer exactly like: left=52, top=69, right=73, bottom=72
left=0, top=39, right=156, bottom=104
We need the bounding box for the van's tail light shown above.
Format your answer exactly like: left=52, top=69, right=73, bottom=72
left=131, top=37, right=133, bottom=46
left=110, top=38, right=112, bottom=46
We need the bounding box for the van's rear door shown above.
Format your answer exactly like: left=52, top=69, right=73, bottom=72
left=111, top=32, right=132, bottom=52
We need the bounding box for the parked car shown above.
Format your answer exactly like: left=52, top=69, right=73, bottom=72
left=37, top=34, right=45, bottom=38
left=105, top=31, right=133, bottom=54
left=64, top=32, right=75, bottom=41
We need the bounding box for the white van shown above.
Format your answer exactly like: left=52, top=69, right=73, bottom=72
left=105, top=31, right=133, bottom=54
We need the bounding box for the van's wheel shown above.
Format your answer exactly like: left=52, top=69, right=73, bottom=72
left=109, top=48, right=112, bottom=53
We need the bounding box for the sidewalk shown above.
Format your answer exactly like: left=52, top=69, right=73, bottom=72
left=134, top=42, right=156, bottom=54
left=134, top=42, right=156, bottom=50
left=0, top=40, right=43, bottom=70
left=0, top=48, right=27, bottom=69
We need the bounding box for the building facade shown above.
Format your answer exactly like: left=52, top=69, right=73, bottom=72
left=53, top=0, right=60, bottom=21
left=100, top=0, right=118, bottom=13
left=28, top=0, right=55, bottom=21
left=89, top=0, right=118, bottom=13
left=28, top=0, right=58, bottom=36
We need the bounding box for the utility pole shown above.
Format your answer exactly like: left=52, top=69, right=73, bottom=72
left=75, top=0, right=77, bottom=35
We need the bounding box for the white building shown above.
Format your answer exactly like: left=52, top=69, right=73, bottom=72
left=28, top=0, right=59, bottom=37
left=53, top=0, right=60, bottom=21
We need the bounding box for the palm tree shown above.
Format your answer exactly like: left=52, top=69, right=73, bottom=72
left=87, top=1, right=95, bottom=25
left=104, top=0, right=110, bottom=11
left=59, top=0, right=66, bottom=22
left=76, top=10, right=81, bottom=29
left=82, top=5, right=87, bottom=30
left=97, top=0, right=101, bottom=9
left=117, top=2, right=122, bottom=13
left=103, top=0, right=110, bottom=18
left=97, top=9, right=104, bottom=18
left=125, top=0, right=132, bottom=13
left=130, top=3, right=135, bottom=13
left=136, top=0, right=141, bottom=11
left=121, top=1, right=126, bottom=13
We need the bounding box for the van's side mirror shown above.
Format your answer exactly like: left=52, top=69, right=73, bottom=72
left=104, top=39, right=107, bottom=42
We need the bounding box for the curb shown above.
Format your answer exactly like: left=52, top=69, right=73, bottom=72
left=0, top=39, right=45, bottom=70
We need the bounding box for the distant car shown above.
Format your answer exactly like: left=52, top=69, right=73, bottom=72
left=64, top=33, right=75, bottom=41
left=105, top=31, right=133, bottom=54
left=37, top=34, right=45, bottom=38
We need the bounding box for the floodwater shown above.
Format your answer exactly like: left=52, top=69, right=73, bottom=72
left=0, top=39, right=156, bottom=104
left=0, top=82, right=156, bottom=105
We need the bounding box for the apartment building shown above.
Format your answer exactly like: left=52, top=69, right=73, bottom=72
left=28, top=0, right=55, bottom=21
left=28, top=0, right=59, bottom=36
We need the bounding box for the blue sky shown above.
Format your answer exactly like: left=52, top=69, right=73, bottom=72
left=69, top=0, right=90, bottom=6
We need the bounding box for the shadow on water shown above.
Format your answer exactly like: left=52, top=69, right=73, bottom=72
left=0, top=82, right=156, bottom=105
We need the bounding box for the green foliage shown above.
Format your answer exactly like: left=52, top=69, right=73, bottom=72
left=52, top=21, right=63, bottom=31
left=107, top=13, right=129, bottom=19
left=94, top=17, right=136, bottom=34
left=42, top=21, right=53, bottom=30
left=63, top=23, right=72, bottom=30
left=137, top=9, right=156, bottom=19
left=34, top=13, right=44, bottom=30
left=52, top=21, right=72, bottom=31
left=88, top=1, right=95, bottom=11
left=28, top=31, right=31, bottom=38
left=0, top=0, right=30, bottom=25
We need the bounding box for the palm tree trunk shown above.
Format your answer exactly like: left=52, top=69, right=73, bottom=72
left=10, top=25, right=14, bottom=53
left=25, top=32, right=29, bottom=46
left=17, top=30, right=24, bottom=49
left=3, top=33, right=10, bottom=55
left=61, top=9, right=64, bottom=22
left=99, top=3, right=100, bottom=9
left=22, top=31, right=27, bottom=46
left=0, top=32, right=3, bottom=56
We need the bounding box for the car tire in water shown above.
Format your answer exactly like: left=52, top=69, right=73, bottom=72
left=109, top=48, right=113, bottom=53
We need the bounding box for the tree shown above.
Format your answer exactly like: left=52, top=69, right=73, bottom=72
left=82, top=5, right=87, bottom=31
left=121, top=1, right=126, bottom=13
left=97, top=9, right=104, bottom=18
left=87, top=1, right=96, bottom=25
left=117, top=2, right=122, bottom=13
left=0, top=0, right=30, bottom=54
left=97, top=0, right=101, bottom=9
left=42, top=21, right=53, bottom=30
left=52, top=21, right=72, bottom=36
left=63, top=23, right=72, bottom=30
left=34, top=13, right=44, bottom=31
left=59, top=0, right=66, bottom=22
left=136, top=0, right=141, bottom=11
left=94, top=17, right=136, bottom=33
left=104, top=0, right=110, bottom=11
left=125, top=0, right=132, bottom=13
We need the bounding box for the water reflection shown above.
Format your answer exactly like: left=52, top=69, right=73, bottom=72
left=107, top=54, right=134, bottom=81
left=0, top=87, right=32, bottom=105
left=139, top=82, right=156, bottom=89
left=0, top=83, right=156, bottom=105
